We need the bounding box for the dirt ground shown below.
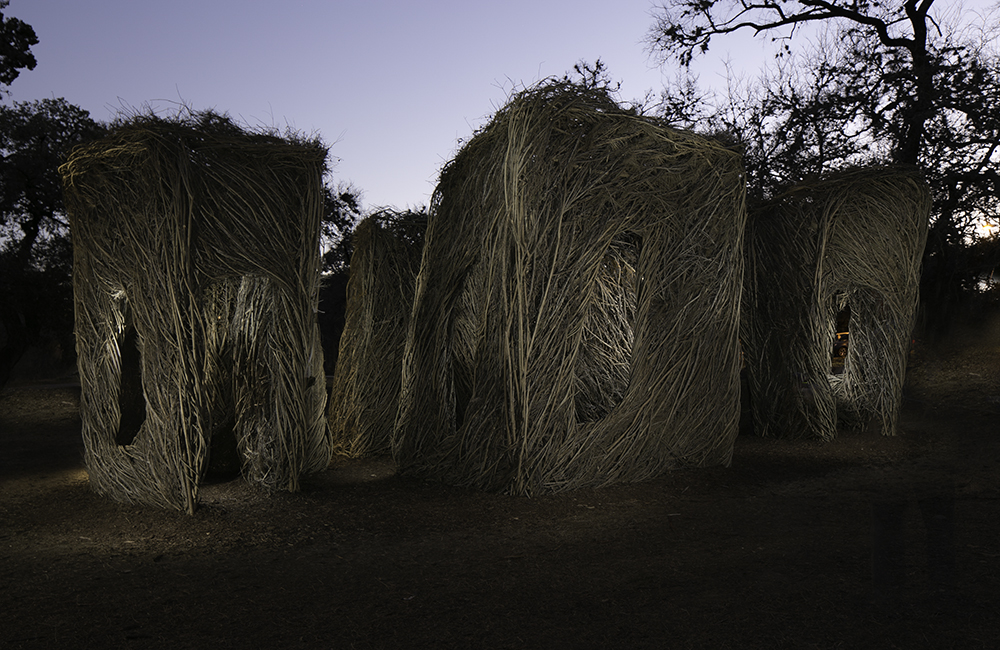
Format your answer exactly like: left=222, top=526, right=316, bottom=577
left=2, top=337, right=998, bottom=650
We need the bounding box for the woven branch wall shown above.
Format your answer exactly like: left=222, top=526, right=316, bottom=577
left=742, top=166, right=930, bottom=440
left=392, top=83, right=747, bottom=495
left=327, top=212, right=426, bottom=457
left=60, top=113, right=331, bottom=514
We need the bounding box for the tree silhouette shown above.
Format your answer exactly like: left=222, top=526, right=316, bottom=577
left=0, top=99, right=104, bottom=387
left=650, top=0, right=1000, bottom=336
left=0, top=0, right=37, bottom=91
left=320, top=183, right=365, bottom=275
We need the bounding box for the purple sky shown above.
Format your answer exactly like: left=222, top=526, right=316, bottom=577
left=4, top=0, right=778, bottom=209
left=7, top=1, right=994, bottom=211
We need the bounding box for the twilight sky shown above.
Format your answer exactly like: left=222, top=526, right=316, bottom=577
left=4, top=0, right=778, bottom=209
left=7, top=0, right=993, bottom=211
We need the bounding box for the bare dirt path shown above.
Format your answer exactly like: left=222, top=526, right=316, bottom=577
left=1, top=345, right=998, bottom=650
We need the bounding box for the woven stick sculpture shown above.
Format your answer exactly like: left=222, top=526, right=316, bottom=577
left=60, top=112, right=331, bottom=513
left=742, top=166, right=930, bottom=440
left=328, top=211, right=426, bottom=457
left=393, top=82, right=746, bottom=494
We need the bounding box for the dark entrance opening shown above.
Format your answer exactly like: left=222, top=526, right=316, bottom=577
left=832, top=303, right=851, bottom=374
left=205, top=416, right=241, bottom=481
left=116, top=322, right=147, bottom=446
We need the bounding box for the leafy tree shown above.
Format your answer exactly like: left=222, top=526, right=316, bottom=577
left=0, top=0, right=37, bottom=91
left=649, top=0, right=1000, bottom=337
left=0, top=98, right=105, bottom=388
left=321, top=182, right=364, bottom=275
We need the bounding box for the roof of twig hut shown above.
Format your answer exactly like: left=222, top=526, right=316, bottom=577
left=60, top=111, right=330, bottom=513
left=61, top=112, right=328, bottom=284
left=393, top=81, right=747, bottom=494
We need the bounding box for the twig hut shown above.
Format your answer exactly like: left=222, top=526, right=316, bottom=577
left=393, top=82, right=747, bottom=494
left=60, top=112, right=331, bottom=513
left=742, top=166, right=930, bottom=440
left=327, top=211, right=426, bottom=457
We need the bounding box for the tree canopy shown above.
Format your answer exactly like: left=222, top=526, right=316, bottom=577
left=650, top=0, right=1000, bottom=335
left=321, top=183, right=365, bottom=274
left=0, top=98, right=105, bottom=387
left=0, top=0, right=37, bottom=91
left=1, top=99, right=104, bottom=261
